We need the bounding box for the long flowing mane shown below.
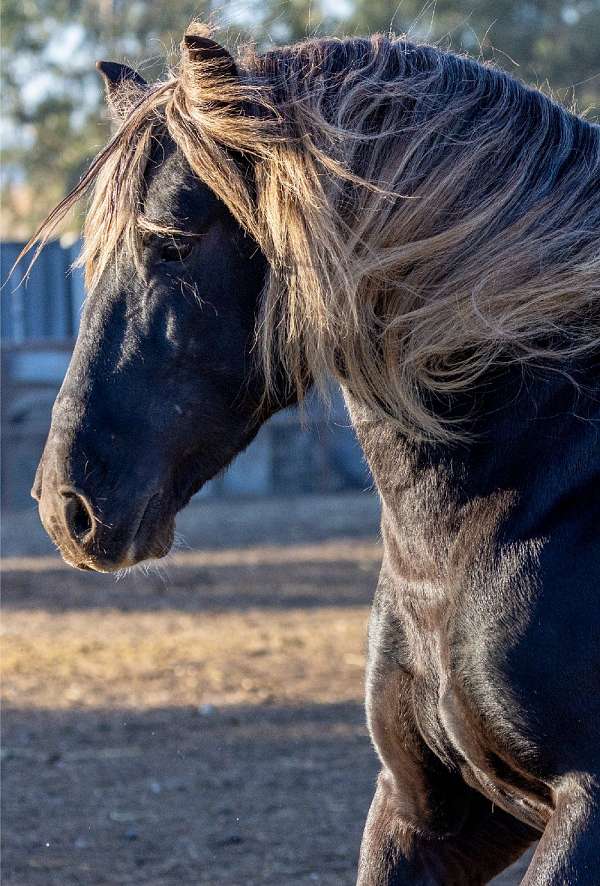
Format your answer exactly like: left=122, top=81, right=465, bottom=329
left=25, top=25, right=600, bottom=439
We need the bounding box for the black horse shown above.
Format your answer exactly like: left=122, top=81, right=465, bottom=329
left=31, top=32, right=599, bottom=884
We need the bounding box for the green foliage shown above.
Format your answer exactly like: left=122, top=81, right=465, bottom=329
left=1, top=0, right=599, bottom=236
left=349, top=0, right=600, bottom=113
left=1, top=0, right=215, bottom=235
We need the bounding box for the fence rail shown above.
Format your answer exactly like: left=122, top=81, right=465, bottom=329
left=1, top=240, right=85, bottom=342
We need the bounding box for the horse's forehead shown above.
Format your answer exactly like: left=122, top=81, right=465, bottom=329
left=143, top=138, right=194, bottom=217
left=142, top=141, right=221, bottom=231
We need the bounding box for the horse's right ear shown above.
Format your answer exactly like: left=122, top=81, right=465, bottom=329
left=96, top=61, right=147, bottom=119
left=182, top=34, right=238, bottom=78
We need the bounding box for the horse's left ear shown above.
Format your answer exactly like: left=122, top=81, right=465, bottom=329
left=182, top=34, right=238, bottom=78
left=96, top=61, right=147, bottom=119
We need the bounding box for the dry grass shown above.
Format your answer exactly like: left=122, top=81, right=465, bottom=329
left=2, top=606, right=368, bottom=711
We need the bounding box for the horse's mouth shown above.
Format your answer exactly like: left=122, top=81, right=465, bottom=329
left=39, top=484, right=176, bottom=573
left=66, top=518, right=175, bottom=573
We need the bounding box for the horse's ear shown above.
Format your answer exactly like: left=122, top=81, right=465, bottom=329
left=182, top=34, right=238, bottom=78
left=96, top=61, right=147, bottom=119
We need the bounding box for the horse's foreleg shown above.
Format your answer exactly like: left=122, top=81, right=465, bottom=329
left=521, top=779, right=600, bottom=885
left=358, top=769, right=536, bottom=886
left=357, top=770, right=423, bottom=886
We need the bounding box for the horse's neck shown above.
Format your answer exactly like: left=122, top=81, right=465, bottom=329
left=342, top=363, right=598, bottom=579
left=343, top=388, right=472, bottom=574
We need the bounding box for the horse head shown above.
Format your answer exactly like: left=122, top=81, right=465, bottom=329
left=33, top=43, right=282, bottom=572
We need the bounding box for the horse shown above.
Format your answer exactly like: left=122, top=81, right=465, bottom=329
left=24, top=26, right=599, bottom=884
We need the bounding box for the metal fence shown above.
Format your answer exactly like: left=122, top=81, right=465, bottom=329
left=1, top=240, right=369, bottom=509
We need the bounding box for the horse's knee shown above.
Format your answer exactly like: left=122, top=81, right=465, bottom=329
left=369, top=761, right=471, bottom=842
left=358, top=774, right=419, bottom=886
left=360, top=773, right=534, bottom=886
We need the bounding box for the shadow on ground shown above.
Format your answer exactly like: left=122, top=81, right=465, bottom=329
left=2, top=702, right=532, bottom=886
left=1, top=545, right=381, bottom=613
left=3, top=702, right=375, bottom=886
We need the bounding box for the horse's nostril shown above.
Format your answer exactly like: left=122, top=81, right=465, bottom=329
left=62, top=491, right=94, bottom=542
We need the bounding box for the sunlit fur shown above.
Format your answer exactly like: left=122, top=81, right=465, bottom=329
left=24, top=24, right=600, bottom=440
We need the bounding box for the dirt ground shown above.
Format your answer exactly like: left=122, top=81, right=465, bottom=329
left=2, top=494, right=532, bottom=884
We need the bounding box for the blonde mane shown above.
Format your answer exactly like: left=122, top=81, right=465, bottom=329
left=25, top=25, right=600, bottom=440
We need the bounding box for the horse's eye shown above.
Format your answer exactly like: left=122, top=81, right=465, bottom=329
left=159, top=239, right=193, bottom=263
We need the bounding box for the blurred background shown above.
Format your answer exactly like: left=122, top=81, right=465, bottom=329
left=2, top=0, right=599, bottom=238
left=2, top=2, right=598, bottom=883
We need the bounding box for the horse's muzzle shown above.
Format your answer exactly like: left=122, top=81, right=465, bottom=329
left=34, top=464, right=174, bottom=572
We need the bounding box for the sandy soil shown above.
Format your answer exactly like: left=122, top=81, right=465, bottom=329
left=2, top=494, right=532, bottom=884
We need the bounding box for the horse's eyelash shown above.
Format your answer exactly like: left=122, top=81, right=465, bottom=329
left=140, top=232, right=203, bottom=249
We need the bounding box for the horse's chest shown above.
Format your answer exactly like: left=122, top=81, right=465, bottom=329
left=396, top=595, right=465, bottom=757
left=368, top=581, right=552, bottom=831
left=369, top=580, right=469, bottom=752
left=400, top=608, right=505, bottom=774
